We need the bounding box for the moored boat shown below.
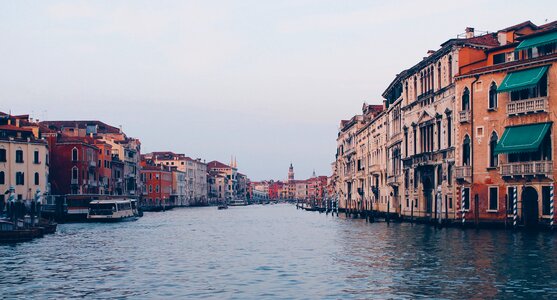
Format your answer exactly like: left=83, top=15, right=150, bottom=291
left=0, top=220, right=44, bottom=243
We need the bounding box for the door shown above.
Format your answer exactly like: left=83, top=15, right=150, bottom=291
left=521, top=186, right=539, bottom=227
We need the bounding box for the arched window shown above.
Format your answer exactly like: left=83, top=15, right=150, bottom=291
left=489, top=132, right=499, bottom=167
left=437, top=62, right=442, bottom=89
left=462, top=88, right=470, bottom=111
left=436, top=165, right=443, bottom=187
left=420, top=73, right=424, bottom=95
left=463, top=135, right=471, bottom=166
left=72, top=166, right=78, bottom=180
left=448, top=55, right=453, bottom=82
left=430, top=66, right=434, bottom=91
left=489, top=82, right=498, bottom=109
left=72, top=147, right=79, bottom=161
left=413, top=76, right=418, bottom=100
left=34, top=172, right=40, bottom=185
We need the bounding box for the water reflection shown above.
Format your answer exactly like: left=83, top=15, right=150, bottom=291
left=1, top=204, right=556, bottom=299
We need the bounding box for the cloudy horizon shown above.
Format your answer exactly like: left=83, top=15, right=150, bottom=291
left=1, top=0, right=555, bottom=180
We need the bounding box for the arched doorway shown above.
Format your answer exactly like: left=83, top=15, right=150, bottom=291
left=423, top=176, right=433, bottom=214
left=522, top=187, right=539, bottom=227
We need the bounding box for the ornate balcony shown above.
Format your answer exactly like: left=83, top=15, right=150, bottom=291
left=507, top=97, right=548, bottom=116
left=387, top=175, right=400, bottom=186
left=455, top=166, right=471, bottom=182
left=501, top=160, right=553, bottom=177
left=459, top=110, right=470, bottom=123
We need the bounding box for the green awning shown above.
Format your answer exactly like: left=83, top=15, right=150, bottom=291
left=494, top=122, right=551, bottom=154
left=496, top=66, right=548, bottom=93
left=515, top=31, right=557, bottom=51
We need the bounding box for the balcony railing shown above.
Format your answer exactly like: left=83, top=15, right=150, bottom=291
left=459, top=110, right=470, bottom=123
left=71, top=178, right=79, bottom=185
left=455, top=166, right=471, bottom=181
left=501, top=160, right=553, bottom=177
left=387, top=175, right=399, bottom=185
left=507, top=97, right=548, bottom=116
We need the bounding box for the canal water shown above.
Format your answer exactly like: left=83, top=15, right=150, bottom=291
left=1, top=204, right=557, bottom=299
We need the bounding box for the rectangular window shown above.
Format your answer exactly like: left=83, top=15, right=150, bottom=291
left=449, top=197, right=453, bottom=209
left=0, top=149, right=6, bottom=162
left=34, top=150, right=40, bottom=164
left=447, top=117, right=452, bottom=147
left=493, top=53, right=506, bottom=64
left=542, top=186, right=551, bottom=215
left=488, top=186, right=498, bottom=211
left=0, top=171, right=4, bottom=184
left=463, top=187, right=470, bottom=210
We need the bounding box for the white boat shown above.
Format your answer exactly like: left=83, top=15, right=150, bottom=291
left=87, top=199, right=137, bottom=222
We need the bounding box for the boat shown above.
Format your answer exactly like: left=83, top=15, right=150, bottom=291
left=217, top=205, right=228, bottom=210
left=130, top=199, right=143, bottom=217
left=87, top=199, right=137, bottom=222
left=0, top=220, right=44, bottom=243
left=228, top=199, right=248, bottom=206
left=38, top=219, right=58, bottom=234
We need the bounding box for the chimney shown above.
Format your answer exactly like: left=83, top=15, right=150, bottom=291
left=427, top=50, right=435, bottom=56
left=465, top=27, right=475, bottom=39
left=497, top=31, right=507, bottom=46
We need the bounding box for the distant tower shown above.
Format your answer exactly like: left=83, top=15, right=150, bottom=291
left=312, top=169, right=316, bottom=178
left=288, top=163, right=295, bottom=182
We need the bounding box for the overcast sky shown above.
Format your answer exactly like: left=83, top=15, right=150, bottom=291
left=1, top=1, right=555, bottom=180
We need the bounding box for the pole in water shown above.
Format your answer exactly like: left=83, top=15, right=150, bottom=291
left=461, top=188, right=466, bottom=227
left=550, top=185, right=554, bottom=230
left=513, top=186, right=518, bottom=228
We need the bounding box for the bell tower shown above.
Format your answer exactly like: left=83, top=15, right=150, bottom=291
left=288, top=163, right=295, bottom=182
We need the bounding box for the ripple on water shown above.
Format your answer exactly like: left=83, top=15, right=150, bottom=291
left=1, top=204, right=557, bottom=299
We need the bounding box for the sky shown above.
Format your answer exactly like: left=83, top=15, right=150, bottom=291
left=1, top=1, right=555, bottom=180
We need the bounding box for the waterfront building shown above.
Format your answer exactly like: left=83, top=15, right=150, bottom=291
left=140, top=159, right=172, bottom=209
left=207, top=170, right=229, bottom=203
left=145, top=152, right=208, bottom=205
left=454, top=21, right=557, bottom=227
left=170, top=168, right=187, bottom=206
left=40, top=121, right=142, bottom=198
left=207, top=160, right=239, bottom=200
left=332, top=20, right=557, bottom=227
left=0, top=112, right=49, bottom=203
left=44, top=134, right=100, bottom=196
left=334, top=104, right=383, bottom=211
left=389, top=27, right=501, bottom=220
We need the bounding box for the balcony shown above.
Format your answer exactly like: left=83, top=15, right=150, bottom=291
left=459, top=110, right=470, bottom=123
left=455, top=166, right=471, bottom=182
left=71, top=178, right=79, bottom=185
left=501, top=161, right=553, bottom=177
left=387, top=175, right=399, bottom=186
left=507, top=97, right=548, bottom=116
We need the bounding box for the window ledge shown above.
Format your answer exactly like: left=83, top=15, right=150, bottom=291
left=486, top=167, right=498, bottom=171
left=487, top=108, right=497, bottom=112
left=486, top=209, right=498, bottom=213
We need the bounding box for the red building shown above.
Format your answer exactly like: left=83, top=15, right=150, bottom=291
left=140, top=160, right=172, bottom=210
left=268, top=181, right=280, bottom=200
left=44, top=134, right=100, bottom=196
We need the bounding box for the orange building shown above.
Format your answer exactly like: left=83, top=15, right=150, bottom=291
left=455, top=21, right=557, bottom=227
